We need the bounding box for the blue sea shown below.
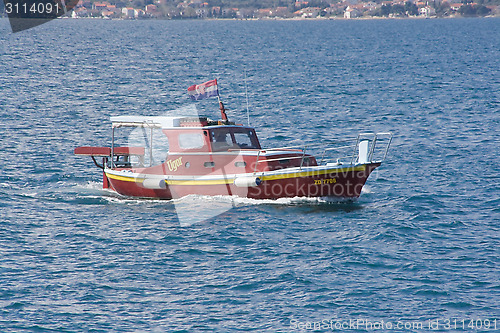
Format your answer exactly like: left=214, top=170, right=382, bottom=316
left=0, top=17, right=499, bottom=332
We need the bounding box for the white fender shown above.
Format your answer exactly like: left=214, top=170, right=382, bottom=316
left=234, top=176, right=261, bottom=188
left=142, top=177, right=166, bottom=189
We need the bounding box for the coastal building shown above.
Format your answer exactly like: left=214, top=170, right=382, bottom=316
left=134, top=9, right=145, bottom=18
left=195, top=7, right=208, bottom=18
left=257, top=8, right=273, bottom=18
left=419, top=6, right=436, bottom=16
left=344, top=6, right=361, bottom=18
left=145, top=4, right=158, bottom=13
left=71, top=7, right=88, bottom=18
left=294, top=7, right=321, bottom=18
left=221, top=8, right=238, bottom=17
left=122, top=7, right=135, bottom=18
left=211, top=6, right=221, bottom=16
left=487, top=5, right=500, bottom=15
left=101, top=10, right=114, bottom=18
left=450, top=3, right=463, bottom=11
left=92, top=2, right=108, bottom=10
left=236, top=8, right=254, bottom=19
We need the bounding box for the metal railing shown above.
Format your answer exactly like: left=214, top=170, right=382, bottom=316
left=252, top=132, right=393, bottom=174
left=350, top=132, right=393, bottom=165
left=253, top=145, right=306, bottom=173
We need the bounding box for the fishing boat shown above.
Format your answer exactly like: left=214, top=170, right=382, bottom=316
left=75, top=80, right=392, bottom=200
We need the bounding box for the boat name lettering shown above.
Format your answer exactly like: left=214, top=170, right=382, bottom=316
left=314, top=178, right=337, bottom=185
left=167, top=157, right=183, bottom=172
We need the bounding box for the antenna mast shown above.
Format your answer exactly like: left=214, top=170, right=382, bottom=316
left=244, top=69, right=250, bottom=126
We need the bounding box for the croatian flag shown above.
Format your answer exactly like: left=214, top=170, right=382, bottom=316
left=188, top=79, right=219, bottom=101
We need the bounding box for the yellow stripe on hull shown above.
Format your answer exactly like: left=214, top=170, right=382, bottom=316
left=106, top=165, right=367, bottom=186
left=166, top=178, right=234, bottom=186
left=260, top=165, right=366, bottom=182
left=105, top=172, right=143, bottom=183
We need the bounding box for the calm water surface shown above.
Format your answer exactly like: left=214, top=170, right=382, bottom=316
left=0, top=17, right=499, bottom=331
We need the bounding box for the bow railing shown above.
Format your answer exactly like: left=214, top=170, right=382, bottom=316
left=252, top=132, right=393, bottom=173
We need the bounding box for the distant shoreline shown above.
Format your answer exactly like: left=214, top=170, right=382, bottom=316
left=2, top=14, right=497, bottom=23
left=60, top=15, right=499, bottom=21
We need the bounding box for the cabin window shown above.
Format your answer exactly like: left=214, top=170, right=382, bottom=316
left=234, top=132, right=252, bottom=148
left=235, top=161, right=247, bottom=167
left=178, top=133, right=205, bottom=150
left=210, top=128, right=260, bottom=152
left=233, top=130, right=260, bottom=149
left=211, top=129, right=234, bottom=152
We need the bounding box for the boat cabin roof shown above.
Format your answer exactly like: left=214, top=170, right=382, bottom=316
left=111, top=116, right=182, bottom=129
left=110, top=116, right=261, bottom=152
left=110, top=115, right=249, bottom=130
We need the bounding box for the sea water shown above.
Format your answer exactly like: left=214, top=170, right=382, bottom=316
left=0, top=17, right=499, bottom=331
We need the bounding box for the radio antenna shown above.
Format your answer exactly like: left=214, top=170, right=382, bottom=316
left=244, top=69, right=250, bottom=126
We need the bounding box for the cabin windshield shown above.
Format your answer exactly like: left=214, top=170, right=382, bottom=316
left=210, top=127, right=260, bottom=152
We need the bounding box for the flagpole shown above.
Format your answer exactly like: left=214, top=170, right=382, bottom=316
left=216, top=79, right=228, bottom=123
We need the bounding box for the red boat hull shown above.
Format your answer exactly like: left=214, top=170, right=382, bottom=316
left=104, top=163, right=380, bottom=200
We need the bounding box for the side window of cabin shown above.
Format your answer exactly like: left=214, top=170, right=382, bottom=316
left=233, top=130, right=259, bottom=149
left=211, top=130, right=234, bottom=152
left=178, top=133, right=205, bottom=150
left=234, top=132, right=253, bottom=148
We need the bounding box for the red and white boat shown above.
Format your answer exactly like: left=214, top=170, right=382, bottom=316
left=75, top=80, right=392, bottom=200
